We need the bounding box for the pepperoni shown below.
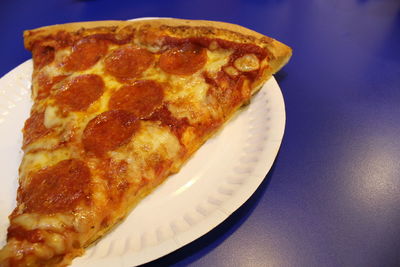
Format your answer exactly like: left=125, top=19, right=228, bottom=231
left=159, top=43, right=207, bottom=75
left=63, top=36, right=108, bottom=71
left=109, top=80, right=164, bottom=118
left=20, top=159, right=91, bottom=213
left=32, top=45, right=55, bottom=69
left=37, top=73, right=68, bottom=100
left=104, top=46, right=154, bottom=80
left=55, top=74, right=104, bottom=111
left=82, top=110, right=138, bottom=156
left=23, top=112, right=50, bottom=147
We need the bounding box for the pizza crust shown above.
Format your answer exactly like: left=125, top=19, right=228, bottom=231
left=24, top=19, right=291, bottom=64
left=25, top=18, right=272, bottom=45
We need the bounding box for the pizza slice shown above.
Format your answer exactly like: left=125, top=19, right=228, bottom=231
left=0, top=18, right=291, bottom=266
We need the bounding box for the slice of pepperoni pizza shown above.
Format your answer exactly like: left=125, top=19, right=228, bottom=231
left=0, top=19, right=291, bottom=266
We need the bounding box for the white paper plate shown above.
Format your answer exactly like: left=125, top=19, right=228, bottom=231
left=0, top=55, right=285, bottom=266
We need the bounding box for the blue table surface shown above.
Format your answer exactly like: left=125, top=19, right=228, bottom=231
left=1, top=0, right=400, bottom=266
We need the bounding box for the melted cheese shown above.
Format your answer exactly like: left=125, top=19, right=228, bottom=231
left=134, top=121, right=181, bottom=159
left=32, top=243, right=54, bottom=259
left=110, top=121, right=181, bottom=182
left=224, top=66, right=239, bottom=76
left=165, top=74, right=208, bottom=103
left=234, top=53, right=260, bottom=72
left=142, top=63, right=168, bottom=82
left=19, top=148, right=72, bottom=179
left=12, top=213, right=74, bottom=231
left=45, top=232, right=65, bottom=254
left=24, top=137, right=59, bottom=153
left=41, top=49, right=69, bottom=77
left=44, top=105, right=63, bottom=128
left=206, top=49, right=232, bottom=74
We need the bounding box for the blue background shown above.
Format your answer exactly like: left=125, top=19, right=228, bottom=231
left=1, top=0, right=400, bottom=266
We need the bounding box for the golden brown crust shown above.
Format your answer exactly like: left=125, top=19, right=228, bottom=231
left=25, top=19, right=268, bottom=46
left=24, top=18, right=291, bottom=65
